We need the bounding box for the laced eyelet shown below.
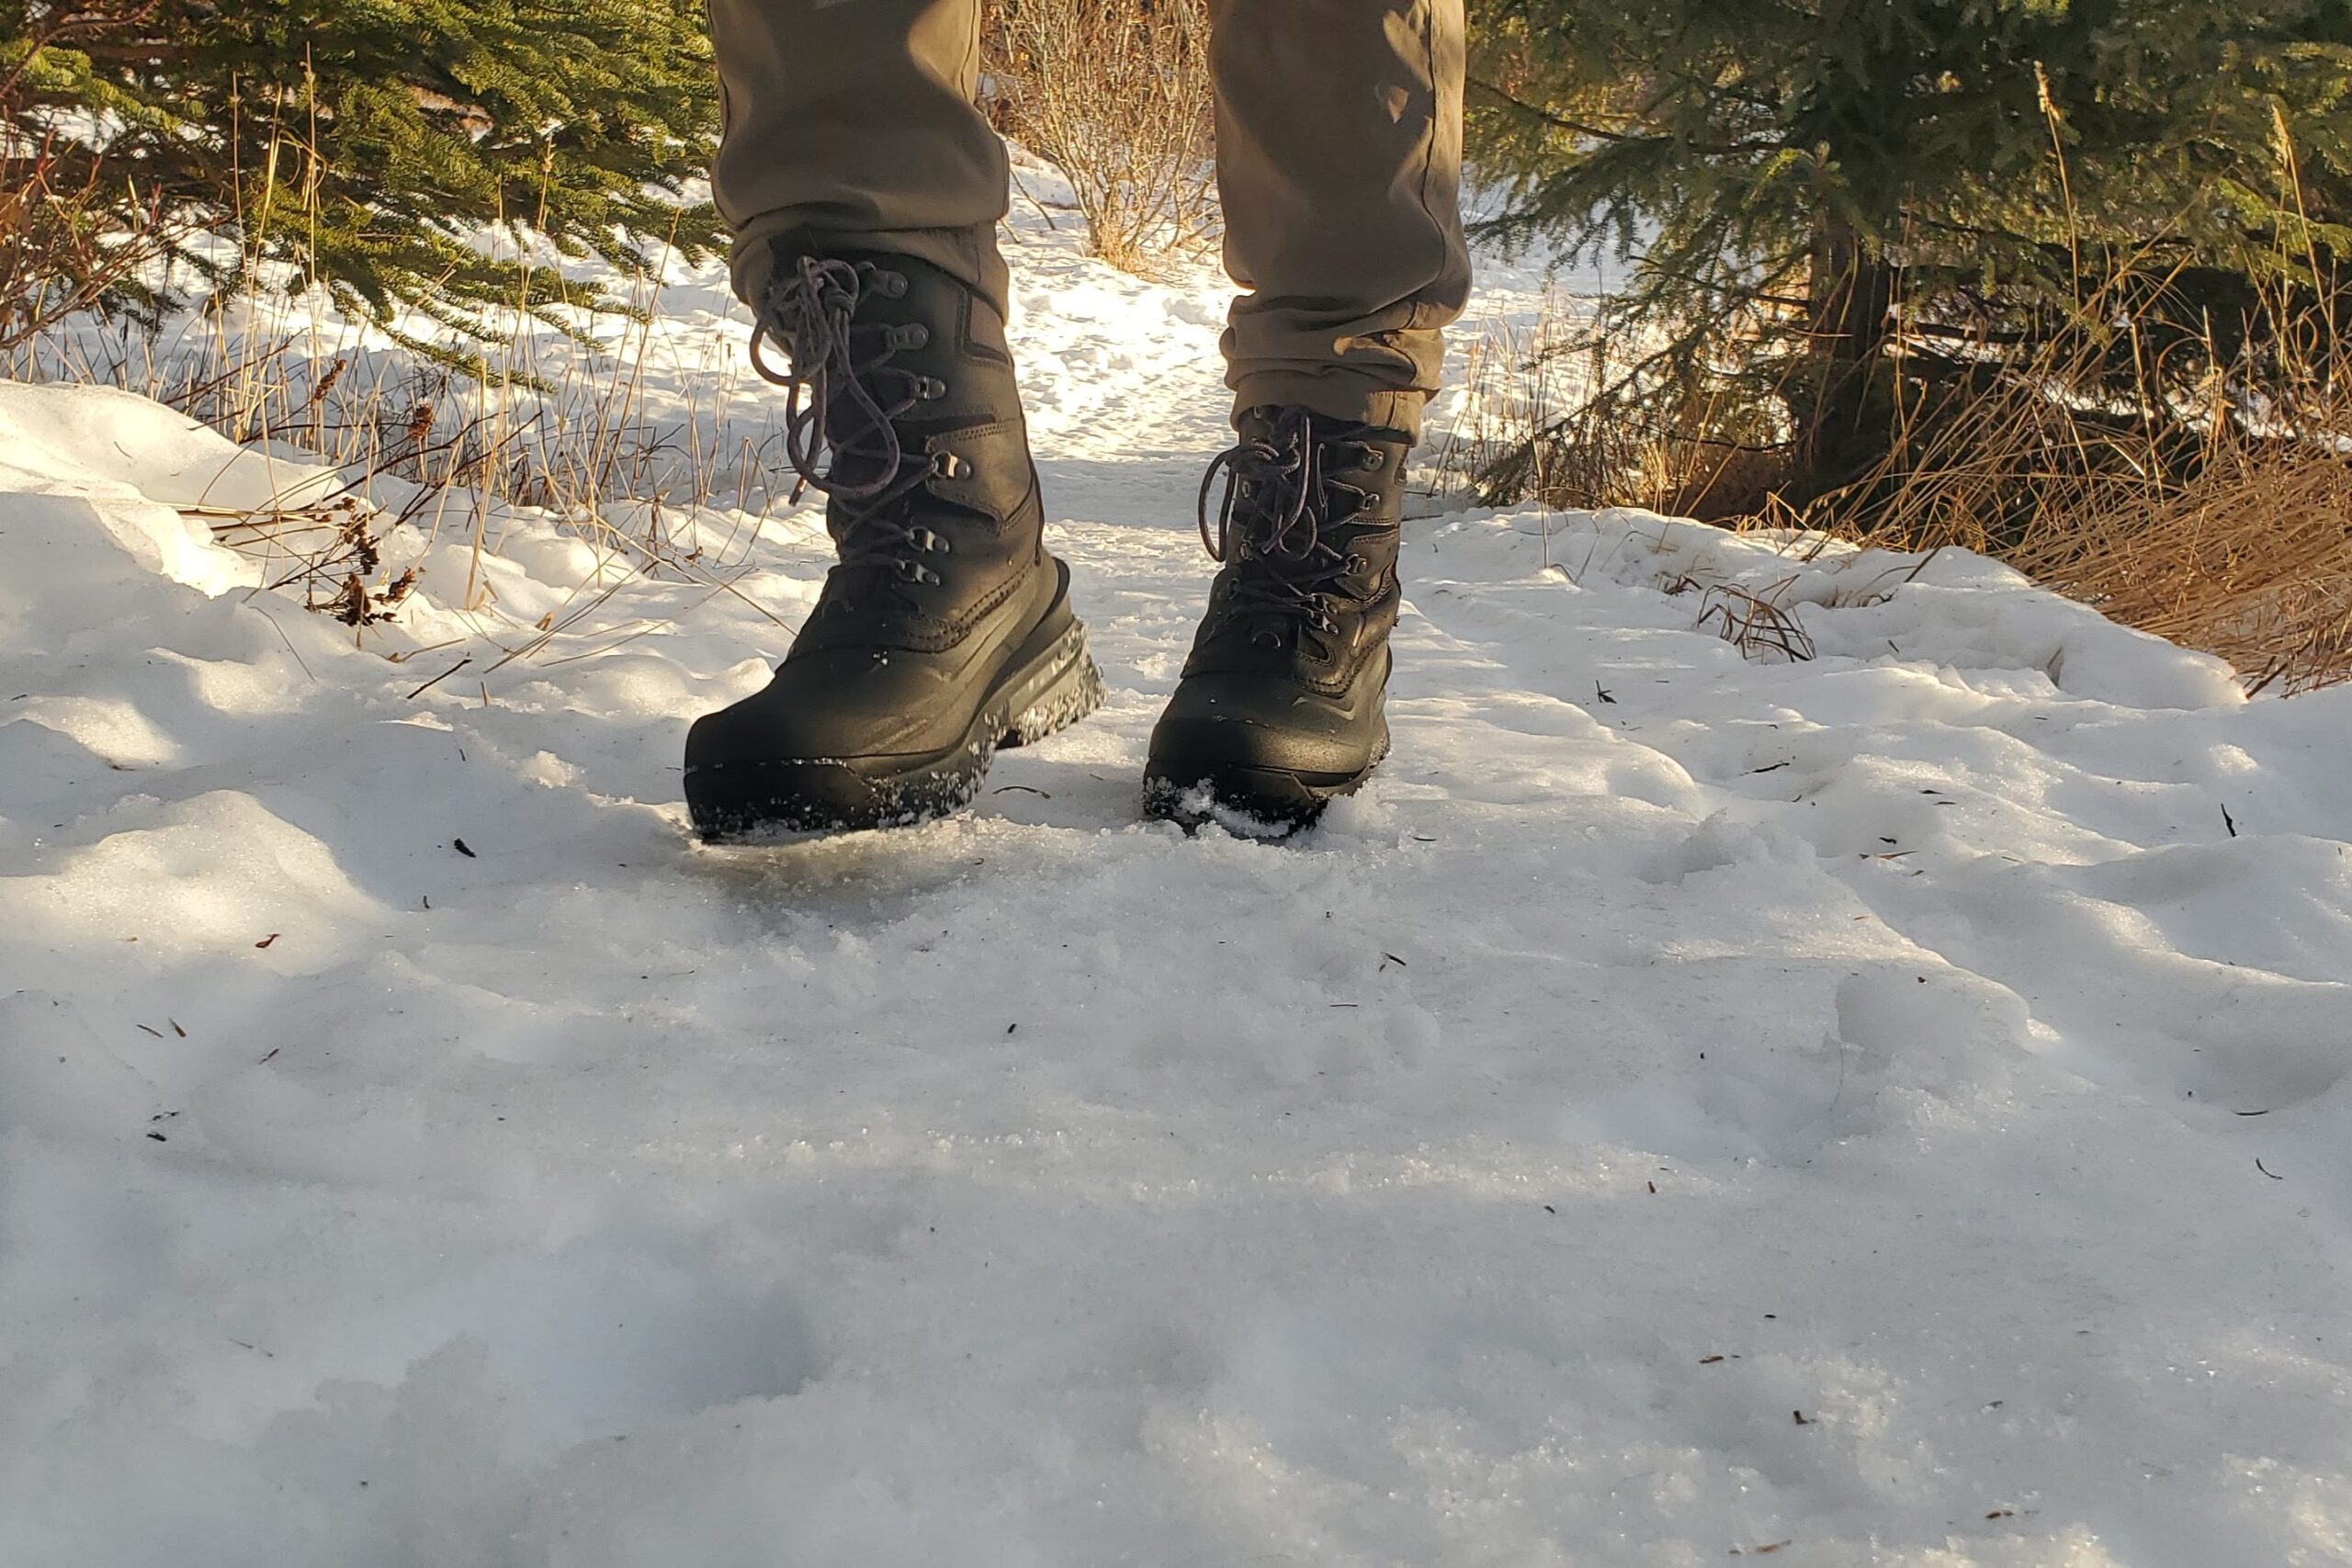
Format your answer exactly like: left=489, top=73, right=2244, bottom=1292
left=932, top=452, right=970, bottom=480
left=908, top=527, right=952, bottom=554
left=916, top=376, right=947, bottom=400
left=895, top=558, right=939, bottom=585
left=893, top=322, right=930, bottom=351
left=863, top=266, right=909, bottom=299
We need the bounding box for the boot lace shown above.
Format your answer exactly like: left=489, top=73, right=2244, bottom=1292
left=750, top=256, right=957, bottom=597
left=1197, top=408, right=1381, bottom=648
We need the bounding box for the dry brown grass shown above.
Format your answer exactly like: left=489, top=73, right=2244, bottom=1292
left=1801, top=264, right=2352, bottom=693
left=1664, top=573, right=1820, bottom=663
left=1451, top=270, right=2352, bottom=693
left=2007, top=437, right=2352, bottom=694
left=985, top=0, right=1218, bottom=278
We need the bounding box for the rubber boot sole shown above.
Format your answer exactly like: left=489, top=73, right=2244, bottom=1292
left=1141, top=725, right=1390, bottom=839
left=686, top=611, right=1106, bottom=841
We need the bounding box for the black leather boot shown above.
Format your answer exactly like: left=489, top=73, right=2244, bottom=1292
left=685, top=244, right=1103, bottom=840
left=1145, top=405, right=1409, bottom=831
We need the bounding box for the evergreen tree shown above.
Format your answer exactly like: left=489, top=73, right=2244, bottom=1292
left=1469, top=0, right=2352, bottom=519
left=3, top=0, right=721, bottom=344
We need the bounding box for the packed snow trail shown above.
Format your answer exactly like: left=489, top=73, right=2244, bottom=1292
left=5, top=221, right=2352, bottom=1566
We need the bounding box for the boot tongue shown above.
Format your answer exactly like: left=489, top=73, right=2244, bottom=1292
left=1231, top=547, right=1332, bottom=652
left=1226, top=516, right=1373, bottom=657
left=1212, top=413, right=1409, bottom=654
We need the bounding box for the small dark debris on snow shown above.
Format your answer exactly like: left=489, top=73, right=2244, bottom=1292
left=2257, top=1157, right=2284, bottom=1180
left=1749, top=761, right=1791, bottom=774
left=258, top=1047, right=280, bottom=1065
left=1792, top=1409, right=1812, bottom=1425
left=1700, top=1354, right=1726, bottom=1365
left=136, top=1023, right=163, bottom=1038
left=255, top=933, right=280, bottom=949
left=1543, top=1204, right=1555, bottom=1214
left=2222, top=804, right=2239, bottom=838
left=146, top=1132, right=166, bottom=1143
left=2234, top=1108, right=2270, bottom=1117
left=1595, top=682, right=1616, bottom=705
left=992, top=784, right=1051, bottom=798
left=1987, top=1509, right=2016, bottom=1520
left=403, top=655, right=471, bottom=701
left=454, top=838, right=477, bottom=858
left=1381, top=952, right=1408, bottom=968
left=169, top=1019, right=186, bottom=1037
left=1647, top=1180, right=1657, bottom=1194
left=1006, top=1023, right=1018, bottom=1035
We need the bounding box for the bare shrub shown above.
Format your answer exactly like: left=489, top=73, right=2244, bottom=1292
left=0, top=2, right=183, bottom=351
left=22, top=278, right=803, bottom=660
left=1434, top=288, right=1791, bottom=524
left=986, top=0, right=1218, bottom=277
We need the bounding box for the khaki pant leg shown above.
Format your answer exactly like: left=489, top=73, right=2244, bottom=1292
left=708, top=0, right=1010, bottom=313
left=1209, top=0, right=1471, bottom=439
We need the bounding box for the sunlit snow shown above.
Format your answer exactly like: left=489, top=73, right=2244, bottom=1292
left=4, top=188, right=2349, bottom=1567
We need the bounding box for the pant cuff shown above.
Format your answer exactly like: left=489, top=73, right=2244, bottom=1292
left=730, top=220, right=1010, bottom=320
left=1228, top=372, right=1427, bottom=442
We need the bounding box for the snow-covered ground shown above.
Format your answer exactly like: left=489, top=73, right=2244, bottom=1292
left=4, top=202, right=2351, bottom=1567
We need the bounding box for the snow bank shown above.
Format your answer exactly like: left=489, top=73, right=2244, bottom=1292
left=5, top=210, right=2351, bottom=1567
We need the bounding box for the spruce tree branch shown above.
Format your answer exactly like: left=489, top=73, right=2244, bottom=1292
left=1469, top=74, right=1784, bottom=158
left=1467, top=75, right=1636, bottom=144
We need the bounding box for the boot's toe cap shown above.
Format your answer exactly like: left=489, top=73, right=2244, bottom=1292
left=1145, top=674, right=1384, bottom=785
left=685, top=653, right=953, bottom=772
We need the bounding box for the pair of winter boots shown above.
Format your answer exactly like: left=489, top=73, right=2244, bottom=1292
left=682, top=246, right=1410, bottom=840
